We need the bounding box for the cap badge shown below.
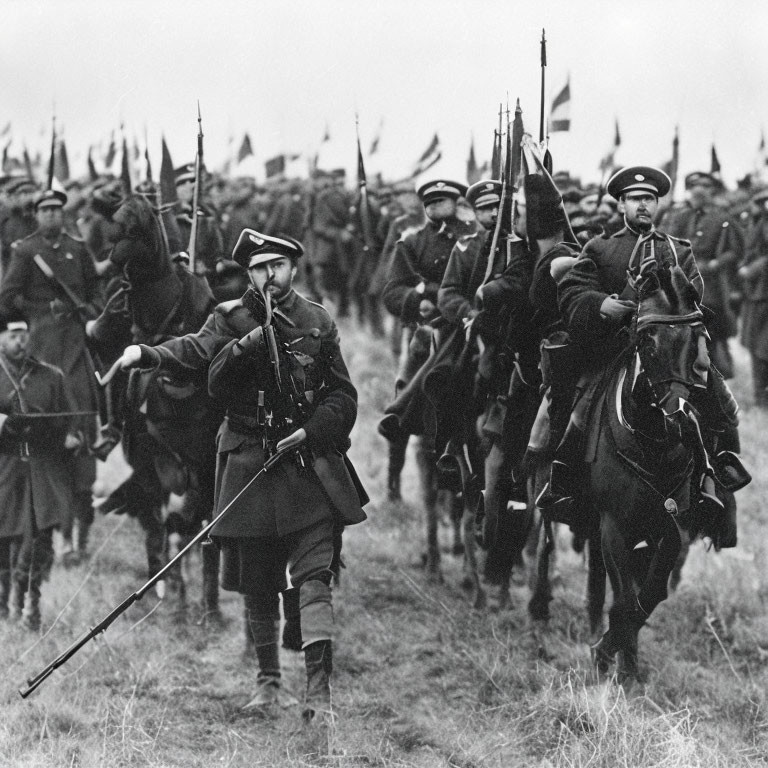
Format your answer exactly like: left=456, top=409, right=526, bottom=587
left=634, top=174, right=645, bottom=181
left=436, top=182, right=445, bottom=188
left=249, top=234, right=265, bottom=245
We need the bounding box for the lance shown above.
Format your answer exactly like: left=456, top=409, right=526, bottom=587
left=188, top=102, right=204, bottom=274
left=20, top=448, right=291, bottom=698
left=47, top=110, right=56, bottom=190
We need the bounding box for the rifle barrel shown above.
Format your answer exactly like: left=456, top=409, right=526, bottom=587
left=19, top=450, right=288, bottom=698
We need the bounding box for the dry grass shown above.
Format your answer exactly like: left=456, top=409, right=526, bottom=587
left=0, top=319, right=766, bottom=767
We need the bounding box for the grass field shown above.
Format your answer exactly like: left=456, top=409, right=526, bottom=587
left=1, top=319, right=766, bottom=767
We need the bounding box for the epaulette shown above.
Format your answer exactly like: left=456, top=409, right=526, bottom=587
left=214, top=298, right=244, bottom=316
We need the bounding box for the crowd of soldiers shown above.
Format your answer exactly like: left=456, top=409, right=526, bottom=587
left=0, top=151, right=765, bottom=724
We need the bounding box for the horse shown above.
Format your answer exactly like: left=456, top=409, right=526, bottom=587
left=565, top=262, right=719, bottom=683
left=87, top=194, right=221, bottom=621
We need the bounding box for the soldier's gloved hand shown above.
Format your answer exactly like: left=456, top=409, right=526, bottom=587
left=600, top=295, right=637, bottom=321
left=276, top=428, right=307, bottom=453
left=118, top=345, right=144, bottom=370
left=233, top=326, right=264, bottom=357
left=65, top=432, right=83, bottom=451
left=419, top=299, right=436, bottom=320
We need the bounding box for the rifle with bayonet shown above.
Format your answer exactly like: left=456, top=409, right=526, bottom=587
left=19, top=447, right=290, bottom=699
left=187, top=102, right=204, bottom=274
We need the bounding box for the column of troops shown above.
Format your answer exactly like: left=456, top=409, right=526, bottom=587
left=0, top=154, right=764, bottom=720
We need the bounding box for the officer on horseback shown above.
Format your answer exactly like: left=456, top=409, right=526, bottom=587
left=539, top=166, right=749, bottom=544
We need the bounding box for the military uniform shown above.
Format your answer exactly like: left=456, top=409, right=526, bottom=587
left=662, top=202, right=743, bottom=376
left=739, top=199, right=768, bottom=405
left=176, top=202, right=225, bottom=274
left=0, top=346, right=74, bottom=627
left=129, top=229, right=364, bottom=719
left=0, top=224, right=100, bottom=555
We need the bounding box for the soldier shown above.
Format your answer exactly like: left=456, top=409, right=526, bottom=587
left=738, top=188, right=768, bottom=406
left=543, top=167, right=747, bottom=546
left=308, top=168, right=353, bottom=316
left=0, top=310, right=81, bottom=630
left=661, top=171, right=744, bottom=377
left=174, top=163, right=225, bottom=275
left=0, top=177, right=38, bottom=280
left=110, top=229, right=366, bottom=725
left=380, top=179, right=473, bottom=507
left=0, top=188, right=101, bottom=564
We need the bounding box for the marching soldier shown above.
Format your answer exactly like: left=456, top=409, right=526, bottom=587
left=0, top=311, right=81, bottom=630
left=0, top=177, right=38, bottom=280
left=0, top=188, right=101, bottom=564
left=110, top=229, right=366, bottom=726
left=738, top=188, right=768, bottom=406
left=661, top=172, right=745, bottom=377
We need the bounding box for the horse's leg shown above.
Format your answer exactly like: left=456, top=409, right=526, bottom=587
left=592, top=514, right=634, bottom=676
left=528, top=516, right=554, bottom=623
left=416, top=436, right=441, bottom=582
left=449, top=491, right=464, bottom=556
left=586, top=531, right=607, bottom=642
left=461, top=476, right=486, bottom=610
left=668, top=536, right=690, bottom=592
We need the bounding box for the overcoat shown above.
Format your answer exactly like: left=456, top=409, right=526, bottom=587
left=740, top=213, right=768, bottom=359
left=0, top=353, right=73, bottom=537
left=137, top=287, right=366, bottom=539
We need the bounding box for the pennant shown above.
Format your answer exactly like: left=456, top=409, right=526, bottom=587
left=0, top=122, right=10, bottom=139
left=549, top=79, right=571, bottom=132
left=710, top=143, right=721, bottom=177
left=369, top=118, right=383, bottom=155
left=54, top=139, right=70, bottom=182
left=598, top=119, right=621, bottom=174
left=120, top=135, right=132, bottom=195
left=466, top=136, right=480, bottom=185
left=660, top=126, right=680, bottom=194
left=417, top=133, right=439, bottom=163
left=321, top=123, right=331, bottom=143
left=87, top=146, right=99, bottom=182
left=411, top=134, right=441, bottom=178
left=237, top=133, right=254, bottom=163
left=265, top=154, right=286, bottom=178
left=159, top=135, right=177, bottom=206
left=23, top=146, right=35, bottom=182
left=103, top=132, right=116, bottom=169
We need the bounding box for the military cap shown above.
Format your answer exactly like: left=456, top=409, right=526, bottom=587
left=606, top=166, right=671, bottom=199
left=417, top=179, right=468, bottom=206
left=91, top=184, right=124, bottom=219
left=174, top=164, right=196, bottom=185
left=392, top=180, right=415, bottom=195
left=466, top=179, right=502, bottom=210
left=331, top=168, right=346, bottom=178
left=5, top=177, right=37, bottom=195
left=684, top=171, right=721, bottom=190
left=232, top=229, right=304, bottom=268
left=34, top=188, right=68, bottom=210
left=0, top=308, right=29, bottom=333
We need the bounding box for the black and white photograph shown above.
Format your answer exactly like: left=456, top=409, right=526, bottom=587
left=1, top=1, right=766, bottom=765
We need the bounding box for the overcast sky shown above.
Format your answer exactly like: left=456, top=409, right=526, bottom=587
left=3, top=0, right=768, bottom=191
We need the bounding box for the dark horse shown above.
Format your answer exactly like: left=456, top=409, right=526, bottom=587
left=89, top=194, right=220, bottom=617
left=583, top=262, right=722, bottom=682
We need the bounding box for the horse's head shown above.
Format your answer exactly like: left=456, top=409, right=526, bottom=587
left=632, top=264, right=710, bottom=426
left=111, top=194, right=158, bottom=243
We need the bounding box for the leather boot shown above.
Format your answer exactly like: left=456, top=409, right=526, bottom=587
left=242, top=615, right=296, bottom=710
left=0, top=569, right=9, bottom=619
left=24, top=578, right=41, bottom=632
left=302, top=639, right=333, bottom=723
left=200, top=540, right=224, bottom=628
left=536, top=425, right=585, bottom=520
left=711, top=424, right=751, bottom=492
left=281, top=587, right=303, bottom=651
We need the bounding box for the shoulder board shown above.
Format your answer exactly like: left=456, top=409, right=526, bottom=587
left=610, top=227, right=628, bottom=239
left=296, top=292, right=332, bottom=317
left=214, top=298, right=244, bottom=316
left=666, top=234, right=691, bottom=246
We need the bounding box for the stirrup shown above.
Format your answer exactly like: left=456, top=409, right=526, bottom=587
left=712, top=451, right=751, bottom=492
left=535, top=482, right=574, bottom=511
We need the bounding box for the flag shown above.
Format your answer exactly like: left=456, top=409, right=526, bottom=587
left=104, top=132, right=116, bottom=170
left=710, top=143, right=721, bottom=177
left=144, top=144, right=153, bottom=182
left=411, top=133, right=441, bottom=177
left=237, top=133, right=254, bottom=163
left=265, top=154, right=286, bottom=178
left=54, top=139, right=70, bottom=182
left=0, top=122, right=10, bottom=139
left=159, top=135, right=177, bottom=206
left=321, top=123, right=330, bottom=143
left=23, top=146, right=35, bottom=181
left=491, top=129, right=501, bottom=179
left=599, top=119, right=621, bottom=174
left=120, top=135, right=132, bottom=194
left=87, top=146, right=99, bottom=181
left=549, top=79, right=571, bottom=132
left=369, top=118, right=383, bottom=155
left=466, top=137, right=480, bottom=184
left=660, top=126, right=680, bottom=194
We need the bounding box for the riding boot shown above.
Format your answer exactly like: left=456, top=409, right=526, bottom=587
left=302, top=639, right=333, bottom=723
left=282, top=587, right=303, bottom=651
left=0, top=566, right=9, bottom=619
left=200, top=540, right=224, bottom=627
left=536, top=425, right=585, bottom=520
left=711, top=423, right=751, bottom=493
left=386, top=437, right=407, bottom=501
left=75, top=490, right=94, bottom=563
left=24, top=578, right=42, bottom=633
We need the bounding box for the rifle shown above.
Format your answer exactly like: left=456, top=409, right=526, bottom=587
left=19, top=448, right=290, bottom=699
left=355, top=115, right=375, bottom=255
left=188, top=102, right=204, bottom=274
